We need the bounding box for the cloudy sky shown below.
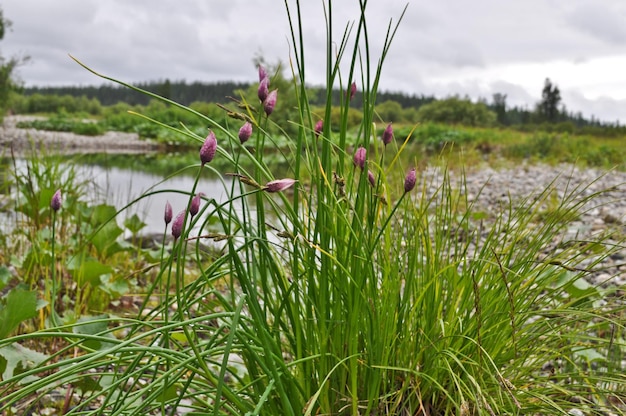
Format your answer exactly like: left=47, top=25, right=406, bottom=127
left=3, top=0, right=626, bottom=123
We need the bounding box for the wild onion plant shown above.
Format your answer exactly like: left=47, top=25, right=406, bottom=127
left=1, top=1, right=625, bottom=415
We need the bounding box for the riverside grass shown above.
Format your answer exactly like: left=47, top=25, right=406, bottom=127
left=1, top=2, right=626, bottom=415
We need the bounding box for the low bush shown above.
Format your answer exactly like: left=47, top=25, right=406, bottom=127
left=16, top=115, right=106, bottom=136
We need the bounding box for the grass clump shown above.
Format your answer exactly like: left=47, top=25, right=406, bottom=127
left=1, top=2, right=625, bottom=415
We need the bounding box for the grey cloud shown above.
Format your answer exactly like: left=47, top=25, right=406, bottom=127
left=390, top=36, right=485, bottom=73
left=435, top=39, right=485, bottom=68
left=562, top=90, right=626, bottom=123
left=487, top=80, right=537, bottom=108
left=566, top=3, right=626, bottom=44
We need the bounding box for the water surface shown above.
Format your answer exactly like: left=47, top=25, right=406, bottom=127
left=2, top=156, right=238, bottom=236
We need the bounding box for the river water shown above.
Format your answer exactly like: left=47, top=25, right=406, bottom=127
left=87, top=164, right=237, bottom=235
left=1, top=157, right=239, bottom=236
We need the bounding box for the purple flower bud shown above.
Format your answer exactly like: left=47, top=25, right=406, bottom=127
left=200, top=131, right=217, bottom=165
left=190, top=192, right=203, bottom=217
left=353, top=146, right=366, bottom=170
left=314, top=119, right=323, bottom=137
left=264, top=89, right=278, bottom=116
left=264, top=178, right=297, bottom=193
left=238, top=121, right=252, bottom=143
left=172, top=210, right=185, bottom=240
left=258, top=77, right=269, bottom=102
left=258, top=65, right=268, bottom=83
left=164, top=201, right=173, bottom=225
left=382, top=123, right=393, bottom=146
left=349, top=82, right=357, bottom=101
left=50, top=189, right=62, bottom=212
left=368, top=170, right=376, bottom=187
left=404, top=168, right=417, bottom=193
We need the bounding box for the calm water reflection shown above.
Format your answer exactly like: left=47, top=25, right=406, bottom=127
left=4, top=157, right=241, bottom=236
left=89, top=165, right=237, bottom=235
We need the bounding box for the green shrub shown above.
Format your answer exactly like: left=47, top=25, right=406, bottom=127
left=504, top=132, right=571, bottom=162
left=16, top=93, right=102, bottom=115
left=585, top=144, right=624, bottom=168
left=407, top=122, right=478, bottom=152
left=16, top=115, right=105, bottom=136
left=416, top=97, right=497, bottom=126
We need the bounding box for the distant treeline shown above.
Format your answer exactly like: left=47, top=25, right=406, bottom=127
left=23, top=80, right=249, bottom=107
left=22, top=79, right=437, bottom=109
left=18, top=79, right=626, bottom=137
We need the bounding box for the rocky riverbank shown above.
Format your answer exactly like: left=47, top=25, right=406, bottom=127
left=0, top=115, right=160, bottom=155
left=427, top=163, right=626, bottom=289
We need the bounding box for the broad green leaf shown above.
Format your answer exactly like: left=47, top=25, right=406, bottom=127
left=88, top=204, right=125, bottom=256
left=39, top=188, right=55, bottom=212
left=554, top=269, right=599, bottom=299
left=0, top=287, right=38, bottom=339
left=573, top=347, right=605, bottom=363
left=73, top=314, right=115, bottom=351
left=124, top=213, right=147, bottom=234
left=37, top=228, right=53, bottom=240
left=0, top=343, right=48, bottom=383
left=170, top=331, right=189, bottom=343
left=570, top=277, right=596, bottom=296
left=471, top=211, right=489, bottom=221
left=584, top=241, right=606, bottom=255
left=73, top=376, right=103, bottom=394
left=155, top=384, right=179, bottom=404
left=9, top=254, right=23, bottom=269
left=91, top=222, right=124, bottom=257
left=91, top=204, right=119, bottom=225
left=68, top=258, right=113, bottom=287
left=100, top=275, right=130, bottom=297
left=78, top=203, right=94, bottom=222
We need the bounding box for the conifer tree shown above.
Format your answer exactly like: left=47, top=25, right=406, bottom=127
left=538, top=78, right=561, bottom=122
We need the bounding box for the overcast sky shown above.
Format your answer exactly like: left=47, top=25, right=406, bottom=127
left=3, top=0, right=626, bottom=123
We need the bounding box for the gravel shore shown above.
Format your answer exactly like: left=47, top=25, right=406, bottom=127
left=0, top=115, right=160, bottom=155
left=426, top=163, right=626, bottom=288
